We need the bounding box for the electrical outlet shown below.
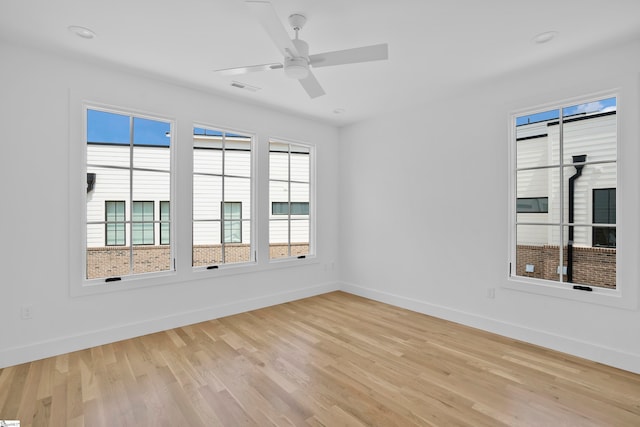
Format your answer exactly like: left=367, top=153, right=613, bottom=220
left=21, top=305, right=34, bottom=320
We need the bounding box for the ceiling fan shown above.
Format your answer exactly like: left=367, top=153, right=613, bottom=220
left=216, top=0, right=389, bottom=98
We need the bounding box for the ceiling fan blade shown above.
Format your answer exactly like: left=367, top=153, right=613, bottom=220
left=245, top=1, right=299, bottom=58
left=298, top=71, right=325, bottom=99
left=309, top=43, right=388, bottom=68
left=215, top=63, right=283, bottom=76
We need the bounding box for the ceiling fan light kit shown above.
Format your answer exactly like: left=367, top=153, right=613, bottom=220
left=215, top=0, right=389, bottom=99
left=285, top=37, right=310, bottom=79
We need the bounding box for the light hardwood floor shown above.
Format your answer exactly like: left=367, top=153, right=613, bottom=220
left=1, top=291, right=639, bottom=426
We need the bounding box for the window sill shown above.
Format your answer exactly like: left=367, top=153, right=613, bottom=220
left=504, top=275, right=637, bottom=310
left=72, top=255, right=318, bottom=297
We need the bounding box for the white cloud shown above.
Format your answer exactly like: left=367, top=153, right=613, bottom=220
left=575, top=101, right=604, bottom=114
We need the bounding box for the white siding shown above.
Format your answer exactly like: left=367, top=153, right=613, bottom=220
left=192, top=135, right=252, bottom=246
left=269, top=145, right=311, bottom=245
left=86, top=144, right=170, bottom=247
left=516, top=113, right=616, bottom=247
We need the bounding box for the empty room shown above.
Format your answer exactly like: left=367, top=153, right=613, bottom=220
left=1, top=0, right=640, bottom=425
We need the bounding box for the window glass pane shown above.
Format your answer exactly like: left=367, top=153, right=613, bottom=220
left=269, top=219, right=290, bottom=259
left=562, top=163, right=616, bottom=225
left=193, top=147, right=223, bottom=176
left=290, top=182, right=310, bottom=205
left=290, top=150, right=310, bottom=183
left=224, top=177, right=251, bottom=213
left=133, top=117, right=171, bottom=147
left=516, top=109, right=559, bottom=169
left=225, top=140, right=251, bottom=177
left=516, top=168, right=558, bottom=224
left=193, top=175, right=222, bottom=220
left=87, top=110, right=130, bottom=144
left=512, top=96, right=616, bottom=290
left=193, top=126, right=252, bottom=267
left=562, top=226, right=616, bottom=288
left=85, top=108, right=172, bottom=280
left=192, top=221, right=222, bottom=266
left=515, top=224, right=560, bottom=280
left=269, top=148, right=289, bottom=181
left=269, top=140, right=313, bottom=260
left=562, top=98, right=616, bottom=164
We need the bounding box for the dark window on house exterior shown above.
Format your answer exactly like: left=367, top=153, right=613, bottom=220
left=517, top=197, right=548, bottom=213
left=132, top=201, right=154, bottom=245
left=105, top=201, right=126, bottom=246
left=272, top=201, right=310, bottom=215
left=222, top=201, right=242, bottom=243
left=160, top=201, right=170, bottom=245
left=593, top=188, right=616, bottom=248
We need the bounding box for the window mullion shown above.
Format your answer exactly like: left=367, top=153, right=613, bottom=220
left=129, top=116, right=135, bottom=276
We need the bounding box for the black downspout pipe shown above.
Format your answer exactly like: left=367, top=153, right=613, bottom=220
left=567, top=154, right=587, bottom=283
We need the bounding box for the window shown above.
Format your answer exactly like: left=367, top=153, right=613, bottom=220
left=160, top=201, right=170, bottom=245
left=516, top=197, right=548, bottom=213
left=512, top=95, right=617, bottom=290
left=132, top=201, right=154, bottom=245
left=105, top=201, right=125, bottom=246
left=269, top=140, right=313, bottom=259
left=86, top=108, right=173, bottom=280
left=272, top=202, right=310, bottom=215
left=193, top=127, right=253, bottom=267
left=223, top=202, right=242, bottom=243
left=593, top=188, right=616, bottom=248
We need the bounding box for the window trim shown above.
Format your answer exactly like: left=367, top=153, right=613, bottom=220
left=268, top=138, right=316, bottom=261
left=506, top=90, right=636, bottom=309
left=75, top=102, right=177, bottom=293
left=192, top=123, right=256, bottom=269
left=69, top=96, right=318, bottom=297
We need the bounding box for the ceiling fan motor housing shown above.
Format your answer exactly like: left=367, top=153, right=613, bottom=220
left=284, top=38, right=310, bottom=79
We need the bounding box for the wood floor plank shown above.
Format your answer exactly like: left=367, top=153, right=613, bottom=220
left=1, top=291, right=639, bottom=426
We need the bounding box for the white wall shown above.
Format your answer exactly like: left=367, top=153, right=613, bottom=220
left=0, top=41, right=340, bottom=367
left=339, top=39, right=640, bottom=373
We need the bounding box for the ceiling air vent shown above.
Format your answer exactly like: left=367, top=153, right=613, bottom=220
left=230, top=81, right=260, bottom=92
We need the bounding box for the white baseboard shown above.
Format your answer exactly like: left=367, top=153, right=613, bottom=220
left=4, top=280, right=638, bottom=375
left=0, top=281, right=340, bottom=369
left=341, top=282, right=640, bottom=375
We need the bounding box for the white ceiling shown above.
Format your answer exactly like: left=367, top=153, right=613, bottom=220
left=2, top=0, right=640, bottom=126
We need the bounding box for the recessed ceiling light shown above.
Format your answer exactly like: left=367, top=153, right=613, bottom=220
left=68, top=25, right=96, bottom=39
left=333, top=108, right=346, bottom=114
left=532, top=31, right=558, bottom=44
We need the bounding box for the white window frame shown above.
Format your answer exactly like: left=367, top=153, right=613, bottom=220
left=506, top=90, right=636, bottom=309
left=71, top=102, right=177, bottom=296
left=69, top=97, right=318, bottom=296
left=268, top=138, right=316, bottom=262
left=191, top=123, right=257, bottom=270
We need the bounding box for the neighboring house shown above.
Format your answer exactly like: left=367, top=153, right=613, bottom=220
left=515, top=109, right=616, bottom=287
left=86, top=132, right=310, bottom=278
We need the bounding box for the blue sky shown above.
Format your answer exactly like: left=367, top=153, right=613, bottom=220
left=87, top=109, right=170, bottom=146
left=516, top=97, right=616, bottom=126
left=87, top=110, right=244, bottom=145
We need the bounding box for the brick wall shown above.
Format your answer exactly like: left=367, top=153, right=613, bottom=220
left=516, top=245, right=616, bottom=289
left=87, top=244, right=310, bottom=279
